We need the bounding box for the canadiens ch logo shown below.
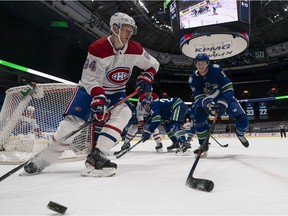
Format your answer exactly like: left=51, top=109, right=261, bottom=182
left=107, top=67, right=130, bottom=85
left=74, top=106, right=82, bottom=112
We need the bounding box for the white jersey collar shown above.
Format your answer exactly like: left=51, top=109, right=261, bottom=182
left=107, top=36, right=128, bottom=55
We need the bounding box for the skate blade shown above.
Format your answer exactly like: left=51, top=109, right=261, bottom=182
left=176, top=149, right=193, bottom=156
left=19, top=171, right=42, bottom=176
left=155, top=148, right=163, bottom=153
left=167, top=148, right=179, bottom=152
left=81, top=167, right=116, bottom=178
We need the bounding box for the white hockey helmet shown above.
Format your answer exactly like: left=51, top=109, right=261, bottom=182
left=26, top=106, right=35, bottom=112
left=110, top=12, right=137, bottom=35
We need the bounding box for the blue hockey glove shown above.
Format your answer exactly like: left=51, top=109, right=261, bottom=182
left=142, top=130, right=152, bottom=142
left=202, top=97, right=216, bottom=115
left=91, top=94, right=110, bottom=122
left=215, top=100, right=228, bottom=116
left=136, top=72, right=154, bottom=94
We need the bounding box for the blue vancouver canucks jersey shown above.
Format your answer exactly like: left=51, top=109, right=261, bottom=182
left=188, top=64, right=234, bottom=107
left=147, top=98, right=183, bottom=132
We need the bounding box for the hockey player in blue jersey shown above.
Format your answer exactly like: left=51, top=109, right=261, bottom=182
left=141, top=97, right=191, bottom=155
left=186, top=103, right=196, bottom=142
left=188, top=53, right=249, bottom=156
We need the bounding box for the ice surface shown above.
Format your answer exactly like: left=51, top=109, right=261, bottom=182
left=1, top=137, right=288, bottom=215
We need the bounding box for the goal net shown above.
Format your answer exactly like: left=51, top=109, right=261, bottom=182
left=0, top=83, right=92, bottom=164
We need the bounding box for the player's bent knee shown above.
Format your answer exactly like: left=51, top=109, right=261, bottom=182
left=109, top=104, right=132, bottom=129
left=54, top=115, right=85, bottom=143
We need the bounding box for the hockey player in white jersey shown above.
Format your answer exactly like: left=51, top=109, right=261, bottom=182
left=182, top=118, right=195, bottom=143
left=120, top=92, right=163, bottom=152
left=23, top=12, right=159, bottom=177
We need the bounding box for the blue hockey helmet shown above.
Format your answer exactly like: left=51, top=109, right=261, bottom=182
left=194, top=53, right=209, bottom=62
left=141, top=98, right=152, bottom=107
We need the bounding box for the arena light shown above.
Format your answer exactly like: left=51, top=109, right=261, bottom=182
left=137, top=0, right=149, bottom=13
left=50, top=21, right=69, bottom=28
left=0, top=59, right=77, bottom=85
left=276, top=95, right=288, bottom=100
left=128, top=98, right=138, bottom=102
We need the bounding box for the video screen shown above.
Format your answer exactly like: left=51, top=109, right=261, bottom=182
left=179, top=0, right=238, bottom=29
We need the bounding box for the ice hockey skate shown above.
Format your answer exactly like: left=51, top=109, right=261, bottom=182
left=176, top=142, right=192, bottom=156
left=237, top=135, right=249, bottom=148
left=155, top=143, right=163, bottom=152
left=121, top=142, right=131, bottom=151
left=167, top=142, right=180, bottom=152
left=81, top=148, right=117, bottom=177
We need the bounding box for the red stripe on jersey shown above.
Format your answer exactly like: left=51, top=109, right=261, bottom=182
left=103, top=84, right=125, bottom=89
left=146, top=67, right=157, bottom=76
left=64, top=86, right=80, bottom=114
left=88, top=37, right=114, bottom=59
left=103, top=124, right=122, bottom=134
left=125, top=40, right=143, bottom=55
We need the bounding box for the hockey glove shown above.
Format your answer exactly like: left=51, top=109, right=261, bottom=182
left=215, top=100, right=228, bottom=116
left=136, top=72, right=154, bottom=94
left=91, top=94, right=110, bottom=122
left=202, top=97, right=216, bottom=115
left=142, top=130, right=152, bottom=142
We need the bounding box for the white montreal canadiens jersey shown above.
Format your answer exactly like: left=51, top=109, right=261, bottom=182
left=183, top=122, right=192, bottom=130
left=136, top=93, right=159, bottom=121
left=80, top=36, right=159, bottom=96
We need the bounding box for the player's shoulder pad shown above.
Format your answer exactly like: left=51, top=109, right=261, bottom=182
left=88, top=36, right=114, bottom=58
left=125, top=40, right=143, bottom=55
left=188, top=71, right=197, bottom=84
left=211, top=64, right=222, bottom=69
left=138, top=93, right=146, bottom=103
left=209, top=64, right=222, bottom=74
left=188, top=75, right=193, bottom=84
left=151, top=92, right=159, bottom=101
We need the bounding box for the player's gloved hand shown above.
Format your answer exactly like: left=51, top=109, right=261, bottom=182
left=136, top=72, right=154, bottom=94
left=141, top=130, right=152, bottom=142
left=202, top=97, right=216, bottom=115
left=214, top=100, right=228, bottom=116
left=91, top=94, right=110, bottom=122
left=137, top=120, right=144, bottom=133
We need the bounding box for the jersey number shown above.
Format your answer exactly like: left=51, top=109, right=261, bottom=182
left=83, top=58, right=96, bottom=72
left=159, top=98, right=174, bottom=103
left=246, top=109, right=254, bottom=116
left=259, top=108, right=267, bottom=116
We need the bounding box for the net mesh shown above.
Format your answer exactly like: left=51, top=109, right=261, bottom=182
left=0, top=83, right=92, bottom=164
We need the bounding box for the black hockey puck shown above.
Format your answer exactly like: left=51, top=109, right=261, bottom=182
left=47, top=201, right=67, bottom=214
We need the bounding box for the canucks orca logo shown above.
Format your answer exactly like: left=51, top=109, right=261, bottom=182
left=203, top=82, right=218, bottom=95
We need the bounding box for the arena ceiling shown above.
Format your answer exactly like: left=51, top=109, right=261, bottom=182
left=78, top=1, right=288, bottom=89
left=1, top=1, right=288, bottom=97
left=80, top=0, right=288, bottom=54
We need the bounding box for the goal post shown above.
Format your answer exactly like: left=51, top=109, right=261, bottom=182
left=0, top=83, right=92, bottom=164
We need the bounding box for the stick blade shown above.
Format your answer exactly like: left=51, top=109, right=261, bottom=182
left=186, top=177, right=214, bottom=192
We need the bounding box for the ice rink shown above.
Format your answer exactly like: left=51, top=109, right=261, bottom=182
left=1, top=136, right=288, bottom=215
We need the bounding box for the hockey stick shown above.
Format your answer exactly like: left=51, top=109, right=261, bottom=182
left=185, top=113, right=218, bottom=192
left=115, top=139, right=143, bottom=159
left=0, top=89, right=139, bottom=182
left=111, top=115, right=152, bottom=156
left=109, top=132, right=139, bottom=156
left=210, top=134, right=228, bottom=147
